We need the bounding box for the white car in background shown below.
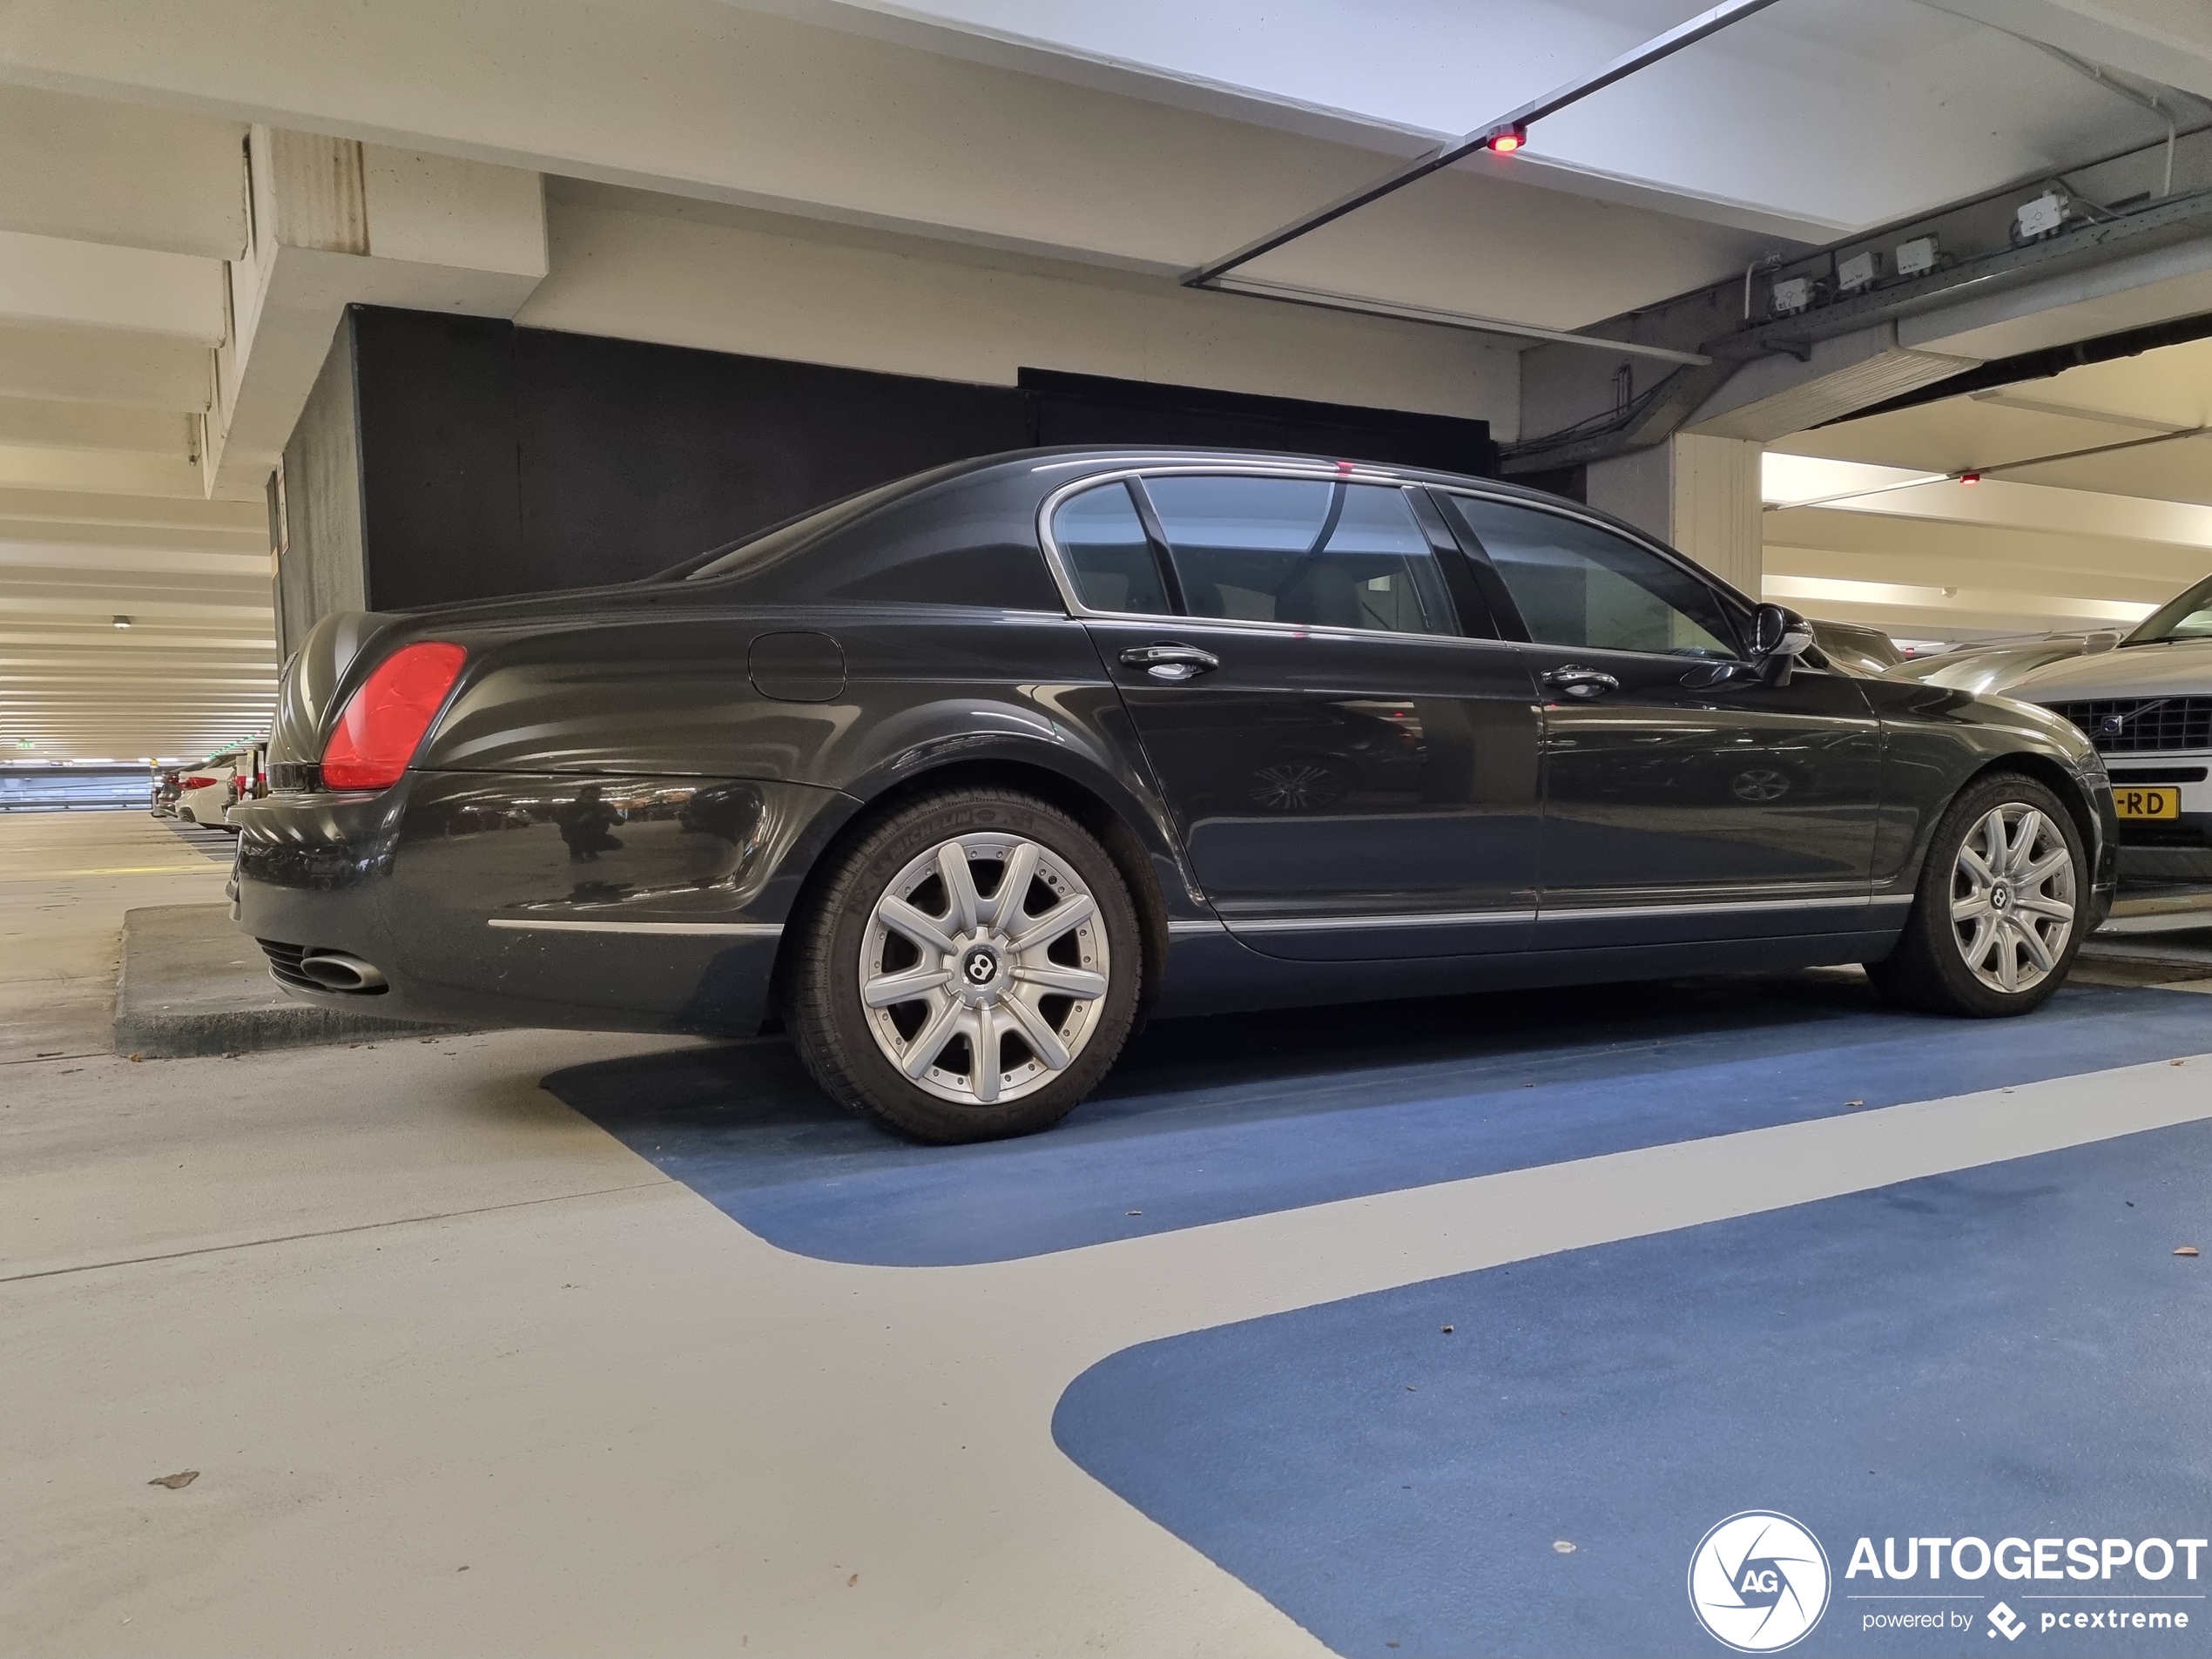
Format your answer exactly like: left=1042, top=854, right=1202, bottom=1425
left=172, top=744, right=258, bottom=831
left=2009, top=575, right=2212, bottom=856
left=1887, top=631, right=2124, bottom=695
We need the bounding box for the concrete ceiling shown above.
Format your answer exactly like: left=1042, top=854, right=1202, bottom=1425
left=1, top=0, right=2209, bottom=752
left=763, top=0, right=2203, bottom=242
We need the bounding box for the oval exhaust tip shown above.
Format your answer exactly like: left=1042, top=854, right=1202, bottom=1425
left=299, top=951, right=388, bottom=993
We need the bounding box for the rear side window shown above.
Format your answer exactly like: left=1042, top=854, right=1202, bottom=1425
left=1051, top=482, right=1170, bottom=615
left=1446, top=496, right=1738, bottom=658
left=689, top=472, right=1062, bottom=610
left=1143, top=475, right=1457, bottom=637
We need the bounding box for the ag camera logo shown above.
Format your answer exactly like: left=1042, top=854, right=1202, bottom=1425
left=1689, top=1511, right=1831, bottom=1652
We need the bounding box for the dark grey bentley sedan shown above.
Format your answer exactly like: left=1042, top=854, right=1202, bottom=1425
left=233, top=448, right=2116, bottom=1141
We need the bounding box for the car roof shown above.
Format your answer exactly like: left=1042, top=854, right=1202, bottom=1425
left=954, top=444, right=1575, bottom=504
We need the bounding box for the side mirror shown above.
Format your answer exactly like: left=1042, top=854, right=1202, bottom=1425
left=1750, top=604, right=1815, bottom=684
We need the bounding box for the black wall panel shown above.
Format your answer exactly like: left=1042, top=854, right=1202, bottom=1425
left=352, top=307, right=526, bottom=611
left=327, top=306, right=1494, bottom=614
left=1021, top=368, right=1496, bottom=477
left=275, top=313, right=368, bottom=654
left=511, top=328, right=1028, bottom=591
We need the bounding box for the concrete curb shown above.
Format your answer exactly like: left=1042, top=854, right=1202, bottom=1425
left=115, top=904, right=462, bottom=1058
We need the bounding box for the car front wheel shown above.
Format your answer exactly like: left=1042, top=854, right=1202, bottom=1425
left=1866, top=771, right=2086, bottom=1017
left=786, top=787, right=1144, bottom=1142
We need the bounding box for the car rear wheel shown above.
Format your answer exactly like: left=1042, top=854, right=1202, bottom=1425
left=786, top=787, right=1144, bottom=1142
left=1865, top=771, right=2085, bottom=1017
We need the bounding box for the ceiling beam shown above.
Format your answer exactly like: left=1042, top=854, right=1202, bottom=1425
left=0, top=538, right=267, bottom=572
left=0, top=230, right=227, bottom=342
left=0, top=486, right=264, bottom=530
left=0, top=394, right=196, bottom=456
left=0, top=83, right=246, bottom=260
left=0, top=318, right=212, bottom=412
left=0, top=444, right=212, bottom=499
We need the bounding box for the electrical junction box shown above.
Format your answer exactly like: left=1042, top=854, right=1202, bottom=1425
left=1836, top=250, right=1879, bottom=293
left=1770, top=276, right=1813, bottom=316
left=1894, top=235, right=1939, bottom=278
left=2016, top=192, right=2069, bottom=240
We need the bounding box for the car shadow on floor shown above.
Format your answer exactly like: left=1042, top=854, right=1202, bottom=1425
left=540, top=973, right=2212, bottom=1266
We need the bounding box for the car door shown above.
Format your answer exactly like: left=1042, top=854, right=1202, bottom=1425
left=1435, top=490, right=1885, bottom=948
left=1045, top=468, right=1542, bottom=960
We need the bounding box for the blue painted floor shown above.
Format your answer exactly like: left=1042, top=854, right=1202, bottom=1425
left=546, top=977, right=2212, bottom=1266
left=1054, top=1118, right=2212, bottom=1658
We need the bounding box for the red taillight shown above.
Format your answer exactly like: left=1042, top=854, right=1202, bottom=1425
left=181, top=775, right=216, bottom=790
left=320, top=642, right=468, bottom=792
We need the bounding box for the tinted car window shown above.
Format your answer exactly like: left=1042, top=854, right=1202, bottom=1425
left=1143, top=475, right=1457, bottom=636
left=685, top=472, right=1061, bottom=610
left=1447, top=496, right=1738, bottom=658
left=682, top=475, right=918, bottom=582
left=2127, top=574, right=2212, bottom=644
left=1051, top=482, right=1169, bottom=615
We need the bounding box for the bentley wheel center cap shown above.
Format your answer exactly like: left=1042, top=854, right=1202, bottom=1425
left=958, top=943, right=1005, bottom=998
left=1992, top=884, right=2012, bottom=912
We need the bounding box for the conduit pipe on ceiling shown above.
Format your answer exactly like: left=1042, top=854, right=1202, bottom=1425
left=1179, top=0, right=1791, bottom=361
left=2027, top=43, right=2183, bottom=198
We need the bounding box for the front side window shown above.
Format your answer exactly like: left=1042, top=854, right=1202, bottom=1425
left=1446, top=496, right=1738, bottom=658
left=1143, top=475, right=1457, bottom=637
left=1051, top=482, right=1170, bottom=615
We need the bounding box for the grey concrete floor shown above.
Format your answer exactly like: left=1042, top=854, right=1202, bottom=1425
left=6, top=812, right=2211, bottom=1658
left=1, top=813, right=235, bottom=1063
left=2, top=813, right=1311, bottom=1658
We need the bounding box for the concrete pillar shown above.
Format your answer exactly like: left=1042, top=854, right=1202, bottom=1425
left=1585, top=431, right=1764, bottom=599
left=212, top=127, right=547, bottom=498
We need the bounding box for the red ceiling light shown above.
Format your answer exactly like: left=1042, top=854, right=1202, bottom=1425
left=321, top=641, right=468, bottom=791
left=1487, top=124, right=1528, bottom=154
left=1958, top=470, right=1981, bottom=485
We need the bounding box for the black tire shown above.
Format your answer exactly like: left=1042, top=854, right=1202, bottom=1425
left=786, top=786, right=1144, bottom=1143
left=1865, top=770, right=2087, bottom=1017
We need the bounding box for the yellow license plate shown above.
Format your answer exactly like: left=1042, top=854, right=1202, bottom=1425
left=2114, top=786, right=2182, bottom=819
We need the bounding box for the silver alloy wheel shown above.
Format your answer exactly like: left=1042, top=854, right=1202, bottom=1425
left=1950, top=802, right=2077, bottom=995
left=858, top=832, right=1111, bottom=1106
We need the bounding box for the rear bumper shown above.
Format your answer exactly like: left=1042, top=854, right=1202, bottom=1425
left=232, top=770, right=858, bottom=1035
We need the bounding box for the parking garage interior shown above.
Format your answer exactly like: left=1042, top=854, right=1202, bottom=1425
left=6, top=4, right=2212, bottom=1656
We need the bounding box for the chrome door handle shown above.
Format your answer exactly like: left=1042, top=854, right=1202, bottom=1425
left=1541, top=665, right=1621, bottom=700
left=1120, top=644, right=1221, bottom=682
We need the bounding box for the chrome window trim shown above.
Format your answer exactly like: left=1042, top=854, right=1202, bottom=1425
left=1035, top=464, right=1502, bottom=651
left=1535, top=893, right=1905, bottom=922
left=1214, top=892, right=1906, bottom=937
left=1228, top=907, right=1537, bottom=934
left=488, top=919, right=785, bottom=937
